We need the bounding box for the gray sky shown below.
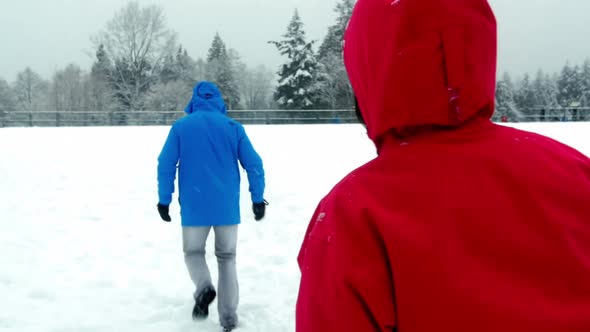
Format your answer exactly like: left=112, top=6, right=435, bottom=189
left=1, top=0, right=589, bottom=82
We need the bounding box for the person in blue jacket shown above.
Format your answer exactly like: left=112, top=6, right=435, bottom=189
left=157, top=81, right=267, bottom=332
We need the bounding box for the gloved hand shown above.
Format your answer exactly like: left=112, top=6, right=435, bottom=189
left=252, top=200, right=269, bottom=221
left=157, top=203, right=171, bottom=222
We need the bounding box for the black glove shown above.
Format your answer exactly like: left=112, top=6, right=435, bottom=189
left=252, top=200, right=269, bottom=221
left=157, top=203, right=171, bottom=222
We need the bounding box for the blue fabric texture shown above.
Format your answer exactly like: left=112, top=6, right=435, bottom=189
left=158, top=81, right=265, bottom=226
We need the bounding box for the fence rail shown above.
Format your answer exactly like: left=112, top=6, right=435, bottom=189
left=0, top=110, right=359, bottom=127
left=1, top=108, right=590, bottom=128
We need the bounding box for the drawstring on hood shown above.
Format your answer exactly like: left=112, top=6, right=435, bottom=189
left=184, top=81, right=228, bottom=115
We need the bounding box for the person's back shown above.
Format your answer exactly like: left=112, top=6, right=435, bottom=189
left=172, top=106, right=247, bottom=225
left=158, top=81, right=264, bottom=225
left=296, top=0, right=590, bottom=331
left=157, top=81, right=265, bottom=331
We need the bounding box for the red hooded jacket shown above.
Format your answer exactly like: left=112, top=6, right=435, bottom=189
left=296, top=0, right=590, bottom=331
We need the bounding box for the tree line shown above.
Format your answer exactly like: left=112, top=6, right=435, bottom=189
left=495, top=61, right=590, bottom=121
left=1, top=0, right=589, bottom=124
left=0, top=0, right=355, bottom=123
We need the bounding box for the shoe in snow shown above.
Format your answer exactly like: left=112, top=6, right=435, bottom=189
left=192, top=286, right=216, bottom=320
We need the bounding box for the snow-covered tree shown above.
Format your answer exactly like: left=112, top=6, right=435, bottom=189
left=205, top=33, right=241, bottom=109
left=144, top=80, right=191, bottom=124
left=12, top=67, right=49, bottom=113
left=242, top=65, right=275, bottom=110
left=532, top=70, right=560, bottom=121
left=194, top=58, right=207, bottom=83
left=557, top=63, right=583, bottom=108
left=177, top=46, right=199, bottom=85
left=495, top=72, right=522, bottom=121
left=314, top=0, right=355, bottom=110
left=0, top=78, right=16, bottom=123
left=317, top=0, right=355, bottom=59
left=159, top=54, right=179, bottom=84
left=581, top=60, right=590, bottom=117
left=160, top=45, right=198, bottom=86
left=89, top=44, right=116, bottom=114
left=514, top=73, right=536, bottom=119
left=50, top=64, right=84, bottom=113
left=314, top=52, right=354, bottom=109
left=93, top=2, right=177, bottom=111
left=269, top=9, right=319, bottom=110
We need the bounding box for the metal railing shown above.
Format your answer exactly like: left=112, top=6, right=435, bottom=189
left=493, top=107, right=590, bottom=122
left=1, top=107, right=589, bottom=128
left=0, top=109, right=359, bottom=127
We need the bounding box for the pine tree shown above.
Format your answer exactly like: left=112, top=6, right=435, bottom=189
left=532, top=70, right=559, bottom=121
left=318, top=0, right=355, bottom=59
left=314, top=53, right=353, bottom=109
left=207, top=34, right=227, bottom=63
left=315, top=0, right=355, bottom=109
left=91, top=44, right=112, bottom=83
left=159, top=45, right=197, bottom=85
left=557, top=63, right=583, bottom=108
left=89, top=45, right=116, bottom=114
left=159, top=53, right=179, bottom=84
left=495, top=72, right=522, bottom=121
left=514, top=73, right=536, bottom=119
left=269, top=9, right=319, bottom=110
left=205, top=33, right=241, bottom=109
left=176, top=46, right=197, bottom=85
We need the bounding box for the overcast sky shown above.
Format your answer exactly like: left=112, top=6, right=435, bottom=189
left=1, top=0, right=589, bottom=82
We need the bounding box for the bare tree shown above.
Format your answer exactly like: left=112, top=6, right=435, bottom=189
left=242, top=65, right=275, bottom=110
left=93, top=2, right=176, bottom=111
left=144, top=80, right=191, bottom=124
left=51, top=64, right=84, bottom=113
left=13, top=67, right=49, bottom=112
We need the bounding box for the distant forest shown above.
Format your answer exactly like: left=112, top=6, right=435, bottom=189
left=0, top=0, right=589, bottom=123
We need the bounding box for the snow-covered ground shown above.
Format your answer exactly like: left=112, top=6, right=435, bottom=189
left=0, top=122, right=589, bottom=332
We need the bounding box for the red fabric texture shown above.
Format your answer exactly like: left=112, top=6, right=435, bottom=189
left=296, top=0, right=590, bottom=331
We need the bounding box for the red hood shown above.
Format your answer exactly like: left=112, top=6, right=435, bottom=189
left=344, top=0, right=497, bottom=144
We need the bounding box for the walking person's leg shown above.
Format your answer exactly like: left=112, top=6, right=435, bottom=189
left=213, top=225, right=239, bottom=329
left=183, top=226, right=216, bottom=319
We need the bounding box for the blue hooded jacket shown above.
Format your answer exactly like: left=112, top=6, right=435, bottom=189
left=157, top=81, right=265, bottom=226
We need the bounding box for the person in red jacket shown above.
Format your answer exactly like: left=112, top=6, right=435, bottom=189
left=296, top=0, right=590, bottom=331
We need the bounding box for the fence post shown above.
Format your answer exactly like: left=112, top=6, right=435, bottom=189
left=29, top=111, right=33, bottom=127
left=109, top=111, right=114, bottom=126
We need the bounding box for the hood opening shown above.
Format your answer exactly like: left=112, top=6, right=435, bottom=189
left=184, top=81, right=228, bottom=115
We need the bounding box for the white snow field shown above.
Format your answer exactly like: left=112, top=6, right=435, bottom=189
left=0, top=122, right=589, bottom=332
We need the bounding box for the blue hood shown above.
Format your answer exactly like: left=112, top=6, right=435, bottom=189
left=184, top=81, right=227, bottom=115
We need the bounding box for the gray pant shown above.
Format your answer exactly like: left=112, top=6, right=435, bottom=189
left=183, top=225, right=239, bottom=327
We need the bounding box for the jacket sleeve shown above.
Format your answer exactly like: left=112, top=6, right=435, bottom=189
left=236, top=125, right=265, bottom=203
left=157, top=127, right=180, bottom=205
left=296, top=194, right=397, bottom=332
